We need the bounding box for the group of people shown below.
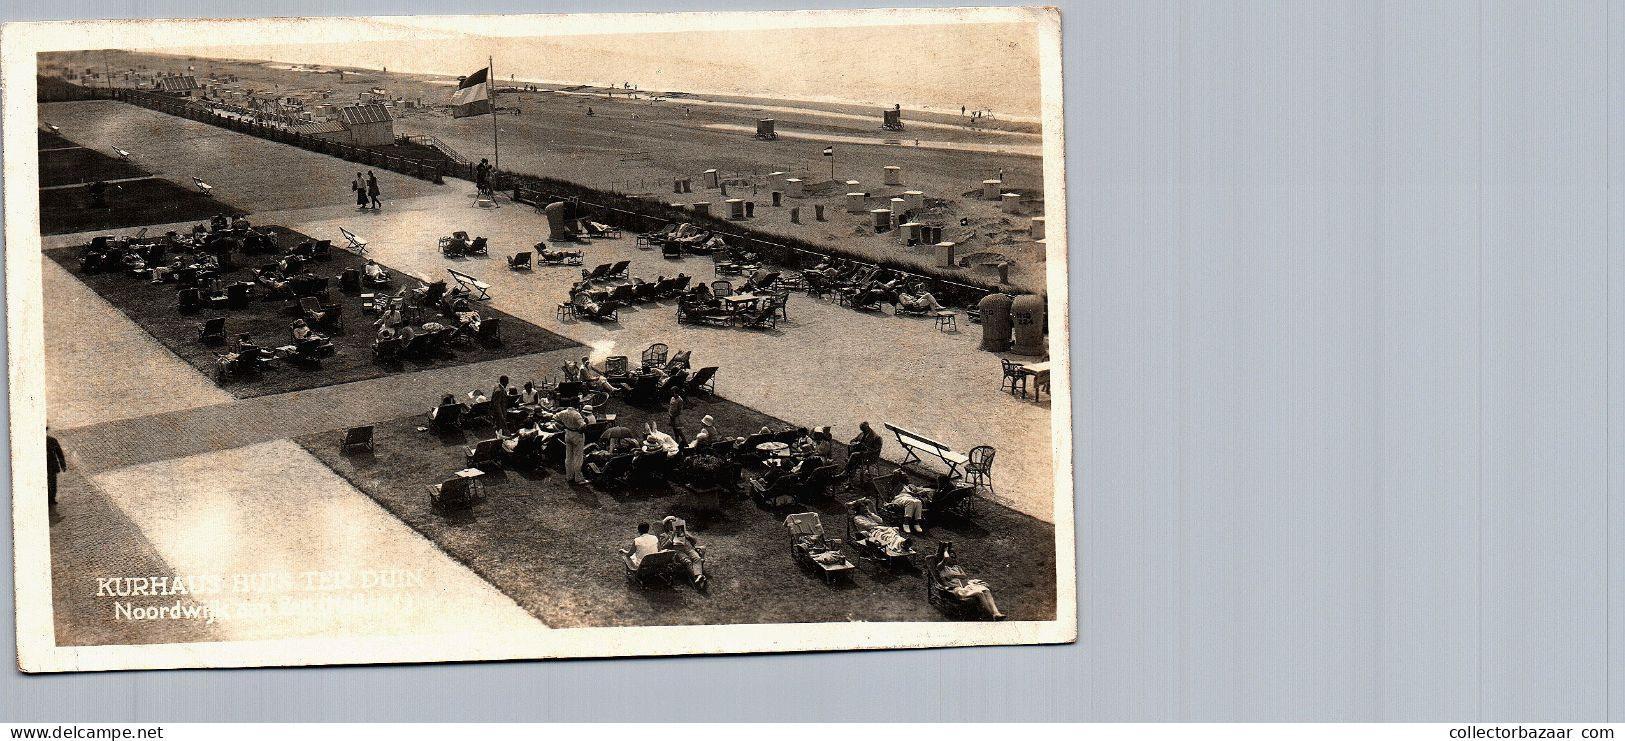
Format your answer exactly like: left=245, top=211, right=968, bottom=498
left=626, top=516, right=708, bottom=589
left=351, top=170, right=382, bottom=211
left=373, top=277, right=486, bottom=347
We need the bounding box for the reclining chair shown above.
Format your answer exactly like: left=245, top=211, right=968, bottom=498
left=786, top=512, right=856, bottom=584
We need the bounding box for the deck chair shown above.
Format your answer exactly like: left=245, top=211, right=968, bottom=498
left=311, top=240, right=333, bottom=261
left=685, top=366, right=718, bottom=397
left=177, top=287, right=202, bottom=312
left=340, top=425, right=375, bottom=453
left=475, top=316, right=502, bottom=345
left=429, top=403, right=464, bottom=432
left=665, top=349, right=692, bottom=369
left=372, top=337, right=403, bottom=363
left=926, top=546, right=998, bottom=620
left=609, top=284, right=637, bottom=304
left=467, top=237, right=488, bottom=256
left=607, top=260, right=630, bottom=279
left=198, top=317, right=227, bottom=344
left=632, top=281, right=659, bottom=302
left=339, top=227, right=368, bottom=254
left=620, top=549, right=683, bottom=589
left=428, top=476, right=478, bottom=512
left=507, top=251, right=533, bottom=270
left=741, top=303, right=777, bottom=329
left=192, top=176, right=214, bottom=196
left=583, top=263, right=612, bottom=281
left=662, top=240, right=684, bottom=258
left=787, top=512, right=856, bottom=584
left=226, top=282, right=253, bottom=309
left=798, top=464, right=840, bottom=502
left=338, top=268, right=362, bottom=293
left=752, top=474, right=801, bottom=509
left=465, top=438, right=505, bottom=470
left=465, top=399, right=497, bottom=428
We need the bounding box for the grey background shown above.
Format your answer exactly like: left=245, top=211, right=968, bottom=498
left=3, top=0, right=1622, bottom=722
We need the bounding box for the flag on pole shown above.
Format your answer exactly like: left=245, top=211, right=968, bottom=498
left=451, top=67, right=492, bottom=118
left=823, top=146, right=834, bottom=157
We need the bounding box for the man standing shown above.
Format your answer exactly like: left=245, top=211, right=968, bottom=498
left=475, top=158, right=492, bottom=196
left=47, top=429, right=66, bottom=508
left=554, top=404, right=589, bottom=485
left=491, top=375, right=511, bottom=432
left=366, top=170, right=382, bottom=210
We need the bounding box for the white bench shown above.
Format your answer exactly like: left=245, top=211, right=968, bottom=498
left=447, top=268, right=492, bottom=301
left=884, top=423, right=969, bottom=478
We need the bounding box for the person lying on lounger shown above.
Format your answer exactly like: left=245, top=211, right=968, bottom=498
left=362, top=259, right=390, bottom=285
left=897, top=282, right=943, bottom=312
left=849, top=499, right=914, bottom=558
left=930, top=542, right=1005, bottom=619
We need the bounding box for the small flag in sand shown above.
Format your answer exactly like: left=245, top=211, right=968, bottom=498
left=823, top=146, right=834, bottom=157
left=451, top=67, right=492, bottom=118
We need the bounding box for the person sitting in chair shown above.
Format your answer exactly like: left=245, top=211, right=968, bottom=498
left=890, top=473, right=953, bottom=534
left=931, top=542, right=1005, bottom=619
left=291, top=318, right=326, bottom=344
left=376, top=325, right=398, bottom=343
left=840, top=422, right=883, bottom=479
left=428, top=394, right=459, bottom=421
left=451, top=301, right=483, bottom=338
left=374, top=302, right=403, bottom=330
left=626, top=522, right=660, bottom=568
left=848, top=499, right=913, bottom=558
left=519, top=381, right=545, bottom=406
left=687, top=415, right=720, bottom=449
left=659, top=516, right=707, bottom=588
left=586, top=432, right=638, bottom=474
left=640, top=424, right=681, bottom=458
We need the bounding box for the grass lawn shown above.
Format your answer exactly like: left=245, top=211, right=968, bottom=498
left=39, top=146, right=150, bottom=187
left=40, top=177, right=247, bottom=236
left=299, top=392, right=1058, bottom=628
left=44, top=225, right=580, bottom=398
left=39, top=129, right=76, bottom=149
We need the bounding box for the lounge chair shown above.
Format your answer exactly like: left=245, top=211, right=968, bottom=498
left=787, top=512, right=856, bottom=584
left=465, top=438, right=505, bottom=470
left=606, top=260, right=630, bottom=280
left=619, top=549, right=683, bottom=589
left=429, top=403, right=464, bottom=432
left=582, top=263, right=612, bottom=281
left=199, top=317, right=227, bottom=344
left=428, top=476, right=478, bottom=512
left=340, top=425, right=375, bottom=453
left=685, top=366, right=718, bottom=397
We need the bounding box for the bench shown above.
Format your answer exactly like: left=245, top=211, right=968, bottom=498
left=446, top=268, right=492, bottom=301
left=883, top=423, right=969, bottom=478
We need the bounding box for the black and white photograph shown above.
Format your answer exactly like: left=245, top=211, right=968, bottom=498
left=4, top=7, right=1074, bottom=672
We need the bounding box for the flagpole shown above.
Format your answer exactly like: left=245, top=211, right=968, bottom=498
left=489, top=56, right=500, bottom=191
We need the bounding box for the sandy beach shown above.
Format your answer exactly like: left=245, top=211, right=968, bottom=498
left=46, top=50, right=1052, bottom=293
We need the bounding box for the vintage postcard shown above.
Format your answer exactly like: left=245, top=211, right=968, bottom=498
left=4, top=7, right=1074, bottom=672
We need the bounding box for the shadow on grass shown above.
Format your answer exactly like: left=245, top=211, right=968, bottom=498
left=298, top=391, right=1058, bottom=629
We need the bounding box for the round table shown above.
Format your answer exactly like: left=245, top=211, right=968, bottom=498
left=757, top=441, right=789, bottom=455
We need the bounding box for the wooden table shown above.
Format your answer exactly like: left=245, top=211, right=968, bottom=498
left=1018, top=362, right=1051, bottom=401
left=454, top=467, right=487, bottom=499
left=721, top=293, right=767, bottom=313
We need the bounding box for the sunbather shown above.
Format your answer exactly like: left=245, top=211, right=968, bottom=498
left=362, top=259, right=390, bottom=285
left=931, top=542, right=1005, bottom=619
left=290, top=319, right=326, bottom=344
left=898, top=282, right=943, bottom=312
left=849, top=499, right=913, bottom=557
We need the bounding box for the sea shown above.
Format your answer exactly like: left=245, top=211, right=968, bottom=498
left=172, top=22, right=1042, bottom=121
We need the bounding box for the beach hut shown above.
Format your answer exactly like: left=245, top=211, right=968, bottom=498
left=883, top=165, right=902, bottom=185
left=727, top=198, right=746, bottom=220
left=703, top=169, right=720, bottom=188
left=755, top=119, right=777, bottom=140
left=902, top=222, right=923, bottom=243
left=882, top=108, right=904, bottom=131
left=336, top=104, right=395, bottom=146
left=871, top=209, right=892, bottom=231
left=889, top=198, right=907, bottom=218
left=935, top=241, right=957, bottom=268
left=982, top=179, right=1003, bottom=200
left=1030, top=216, right=1046, bottom=240
left=904, top=190, right=925, bottom=211
left=692, top=202, right=711, bottom=216
left=1001, top=192, right=1022, bottom=214
left=845, top=193, right=867, bottom=213
left=785, top=178, right=804, bottom=198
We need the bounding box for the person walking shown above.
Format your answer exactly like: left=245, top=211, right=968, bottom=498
left=47, top=429, right=66, bottom=508
left=352, top=172, right=367, bottom=211
left=366, top=170, right=381, bottom=210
